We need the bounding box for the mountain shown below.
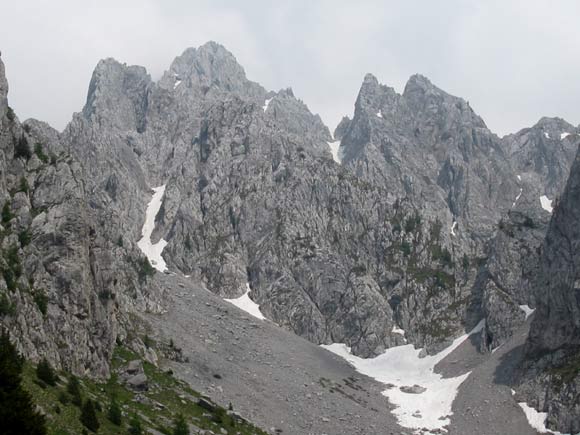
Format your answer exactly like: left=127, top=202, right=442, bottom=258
left=1, top=42, right=580, bottom=433
left=517, top=146, right=580, bottom=434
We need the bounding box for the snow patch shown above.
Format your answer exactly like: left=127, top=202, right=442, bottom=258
left=323, top=320, right=486, bottom=432
left=263, top=98, right=272, bottom=112
left=561, top=132, right=571, bottom=140
left=392, top=326, right=405, bottom=336
left=224, top=283, right=266, bottom=320
left=174, top=79, right=181, bottom=89
left=517, top=174, right=521, bottom=181
left=328, top=140, right=343, bottom=164
left=376, top=111, right=383, bottom=118
left=519, top=305, right=535, bottom=320
left=518, top=402, right=572, bottom=435
left=450, top=221, right=457, bottom=236
left=137, top=185, right=168, bottom=272
left=512, top=188, right=523, bottom=208
left=540, top=195, right=553, bottom=213
left=544, top=132, right=550, bottom=139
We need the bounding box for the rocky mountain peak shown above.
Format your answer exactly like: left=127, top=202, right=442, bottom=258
left=82, top=57, right=151, bottom=130
left=403, top=73, right=435, bottom=93
left=0, top=52, right=8, bottom=118
left=168, top=41, right=264, bottom=98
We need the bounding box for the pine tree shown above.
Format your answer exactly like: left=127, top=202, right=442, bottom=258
left=173, top=414, right=189, bottom=435
left=0, top=330, right=47, bottom=434
left=36, top=358, right=56, bottom=386
left=80, top=399, right=99, bottom=432
left=107, top=400, right=122, bottom=426
left=127, top=416, right=143, bottom=435
left=67, top=375, right=82, bottom=407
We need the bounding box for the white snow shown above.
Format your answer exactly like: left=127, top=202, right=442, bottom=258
left=561, top=132, right=571, bottom=140
left=322, top=320, right=485, bottom=432
left=328, top=140, right=343, bottom=164
left=137, top=185, right=168, bottom=272
left=517, top=402, right=573, bottom=435
left=450, top=221, right=458, bottom=236
left=517, top=174, right=522, bottom=181
left=544, top=132, right=550, bottom=139
left=224, top=283, right=266, bottom=320
left=376, top=111, right=383, bottom=118
left=519, top=305, right=535, bottom=320
left=263, top=98, right=272, bottom=112
left=391, top=326, right=406, bottom=336
left=174, top=79, right=182, bottom=89
left=540, top=195, right=553, bottom=213
left=512, top=188, right=523, bottom=207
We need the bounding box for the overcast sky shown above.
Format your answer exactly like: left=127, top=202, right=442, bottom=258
left=1, top=0, right=579, bottom=136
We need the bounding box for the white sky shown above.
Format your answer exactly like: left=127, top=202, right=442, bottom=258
left=1, top=0, right=579, bottom=136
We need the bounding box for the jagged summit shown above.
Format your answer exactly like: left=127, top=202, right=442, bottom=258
left=0, top=52, right=8, bottom=117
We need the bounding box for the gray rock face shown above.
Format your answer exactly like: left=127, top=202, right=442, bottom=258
left=0, top=53, right=8, bottom=118
left=477, top=120, right=580, bottom=351
left=1, top=41, right=577, bottom=403
left=0, top=54, right=165, bottom=379
left=518, top=147, right=580, bottom=433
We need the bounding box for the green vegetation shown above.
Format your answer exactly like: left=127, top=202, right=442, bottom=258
left=133, top=257, right=156, bottom=283
left=34, top=143, right=49, bottom=164
left=128, top=416, right=143, bottom=435
left=404, top=212, right=422, bottom=233
left=80, top=400, right=100, bottom=432
left=107, top=400, right=122, bottom=425
left=19, top=345, right=268, bottom=435
left=184, top=234, right=192, bottom=251
left=549, top=352, right=580, bottom=388
left=19, top=176, right=29, bottom=194
left=14, top=135, right=32, bottom=160
left=0, top=330, right=47, bottom=434
left=0, top=292, right=15, bottom=316
left=18, top=229, right=32, bottom=247
left=6, top=106, right=16, bottom=122
left=36, top=358, right=57, bottom=386
left=172, top=414, right=189, bottom=435
left=2, top=201, right=13, bottom=225
left=2, top=245, right=23, bottom=292
left=33, top=290, right=48, bottom=316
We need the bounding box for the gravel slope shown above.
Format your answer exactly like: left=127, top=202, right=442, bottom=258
left=146, top=273, right=404, bottom=435
left=439, top=319, right=540, bottom=435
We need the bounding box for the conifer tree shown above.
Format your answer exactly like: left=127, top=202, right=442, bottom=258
left=0, top=330, right=47, bottom=435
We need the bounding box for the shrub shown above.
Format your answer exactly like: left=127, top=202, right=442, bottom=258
left=6, top=106, right=16, bottom=122
left=135, top=257, right=155, bottom=283
left=107, top=400, right=122, bottom=426
left=400, top=241, right=411, bottom=257
left=19, top=176, right=29, bottom=194
left=36, top=358, right=57, bottom=386
left=18, top=229, right=31, bottom=247
left=172, top=414, right=189, bottom=435
left=57, top=391, right=69, bottom=405
left=0, top=293, right=15, bottom=316
left=2, top=201, right=13, bottom=224
left=462, top=254, right=470, bottom=270
left=34, top=143, right=49, bottom=163
left=14, top=135, right=32, bottom=160
left=184, top=234, right=192, bottom=251
left=80, top=400, right=99, bottom=432
left=116, top=236, right=123, bottom=247
left=67, top=376, right=82, bottom=407
left=33, top=290, right=48, bottom=316
left=128, top=417, right=143, bottom=435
